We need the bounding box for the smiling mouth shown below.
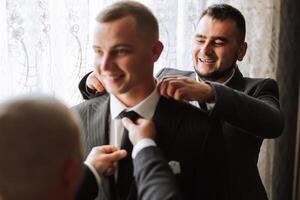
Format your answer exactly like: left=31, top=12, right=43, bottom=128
left=199, top=58, right=216, bottom=64
left=104, top=74, right=124, bottom=83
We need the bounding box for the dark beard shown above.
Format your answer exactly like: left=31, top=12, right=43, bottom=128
left=194, top=63, right=236, bottom=82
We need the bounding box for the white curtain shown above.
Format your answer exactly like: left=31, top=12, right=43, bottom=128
left=0, top=0, right=280, bottom=196
left=0, top=0, right=280, bottom=104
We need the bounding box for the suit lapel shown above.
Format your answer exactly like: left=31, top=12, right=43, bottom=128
left=91, top=95, right=110, bottom=146
left=80, top=95, right=112, bottom=200
left=225, top=68, right=245, bottom=91
left=82, top=95, right=110, bottom=157
left=153, top=97, right=182, bottom=159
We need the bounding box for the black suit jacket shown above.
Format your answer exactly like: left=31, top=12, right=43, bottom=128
left=76, top=164, right=99, bottom=200
left=73, top=93, right=227, bottom=200
left=155, top=67, right=284, bottom=200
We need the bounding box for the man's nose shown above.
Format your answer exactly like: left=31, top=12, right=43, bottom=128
left=96, top=54, right=114, bottom=71
left=201, top=42, right=213, bottom=55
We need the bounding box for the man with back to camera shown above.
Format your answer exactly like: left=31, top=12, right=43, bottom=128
left=74, top=1, right=227, bottom=200
left=0, top=95, right=84, bottom=200
left=0, top=95, right=131, bottom=200
left=79, top=3, right=284, bottom=200
left=0, top=95, right=180, bottom=200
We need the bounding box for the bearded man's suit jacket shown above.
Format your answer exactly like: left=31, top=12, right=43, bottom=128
left=74, top=87, right=227, bottom=200
left=154, top=67, right=284, bottom=200
left=78, top=67, right=283, bottom=200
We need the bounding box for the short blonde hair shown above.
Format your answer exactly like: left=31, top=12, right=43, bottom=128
left=96, top=1, right=159, bottom=42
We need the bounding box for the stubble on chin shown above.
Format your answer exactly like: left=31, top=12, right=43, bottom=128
left=194, top=63, right=235, bottom=82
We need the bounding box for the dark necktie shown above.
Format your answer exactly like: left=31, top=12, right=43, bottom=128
left=119, top=110, right=141, bottom=122
left=116, top=110, right=142, bottom=199
left=198, top=102, right=208, bottom=111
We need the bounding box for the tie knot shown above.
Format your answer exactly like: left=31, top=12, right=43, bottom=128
left=119, top=110, right=142, bottom=122
left=198, top=102, right=208, bottom=111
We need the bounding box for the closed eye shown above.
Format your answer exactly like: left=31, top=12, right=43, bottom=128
left=111, top=48, right=131, bottom=56
left=213, top=39, right=226, bottom=46
left=196, top=39, right=206, bottom=44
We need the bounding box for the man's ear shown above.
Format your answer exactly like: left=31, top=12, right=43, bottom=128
left=237, top=42, right=247, bottom=61
left=152, top=40, right=164, bottom=62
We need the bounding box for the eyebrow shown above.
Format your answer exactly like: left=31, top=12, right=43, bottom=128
left=92, top=44, right=133, bottom=49
left=195, top=34, right=206, bottom=39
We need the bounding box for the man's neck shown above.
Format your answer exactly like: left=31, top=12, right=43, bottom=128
left=114, top=80, right=157, bottom=108
left=216, top=68, right=236, bottom=84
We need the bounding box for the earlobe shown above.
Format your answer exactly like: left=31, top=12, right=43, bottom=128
left=237, top=42, right=247, bottom=61
left=152, top=41, right=164, bottom=62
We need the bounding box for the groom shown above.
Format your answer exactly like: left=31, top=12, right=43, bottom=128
left=74, top=1, right=228, bottom=200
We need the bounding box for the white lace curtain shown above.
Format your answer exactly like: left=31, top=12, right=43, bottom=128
left=0, top=0, right=280, bottom=196
left=0, top=0, right=280, bottom=105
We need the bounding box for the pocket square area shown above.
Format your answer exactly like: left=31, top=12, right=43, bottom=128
left=168, top=160, right=181, bottom=174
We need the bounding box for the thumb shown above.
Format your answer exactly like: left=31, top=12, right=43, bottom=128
left=122, top=117, right=135, bottom=130
left=94, top=82, right=105, bottom=92
left=107, top=149, right=127, bottom=162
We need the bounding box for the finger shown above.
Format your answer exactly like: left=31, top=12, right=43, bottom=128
left=135, top=118, right=147, bottom=125
left=105, top=149, right=127, bottom=162
left=173, top=88, right=186, bottom=100
left=160, top=75, right=182, bottom=81
left=158, top=80, right=170, bottom=98
left=103, top=167, right=115, bottom=176
left=94, top=81, right=105, bottom=92
left=160, top=78, right=184, bottom=98
left=166, top=81, right=182, bottom=98
left=99, top=145, right=120, bottom=154
left=112, top=161, right=118, bottom=168
left=122, top=117, right=135, bottom=129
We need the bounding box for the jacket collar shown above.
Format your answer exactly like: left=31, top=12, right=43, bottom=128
left=225, top=67, right=245, bottom=91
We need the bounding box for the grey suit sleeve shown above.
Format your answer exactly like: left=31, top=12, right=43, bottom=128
left=210, top=79, right=284, bottom=138
left=133, top=146, right=181, bottom=200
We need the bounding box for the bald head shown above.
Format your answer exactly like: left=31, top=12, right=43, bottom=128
left=0, top=95, right=83, bottom=200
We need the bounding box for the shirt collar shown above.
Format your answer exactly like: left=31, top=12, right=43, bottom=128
left=223, top=67, right=236, bottom=85
left=110, top=88, right=160, bottom=120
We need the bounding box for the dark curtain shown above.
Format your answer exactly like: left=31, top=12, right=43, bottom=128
left=274, top=0, right=300, bottom=199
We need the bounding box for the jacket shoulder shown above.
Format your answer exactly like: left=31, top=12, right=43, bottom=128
left=243, top=77, right=279, bottom=98
left=156, top=97, right=214, bottom=130
left=72, top=94, right=109, bottom=114
left=243, top=77, right=277, bottom=87
left=155, top=68, right=194, bottom=79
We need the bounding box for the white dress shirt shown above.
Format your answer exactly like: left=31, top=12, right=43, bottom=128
left=109, top=87, right=160, bottom=152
